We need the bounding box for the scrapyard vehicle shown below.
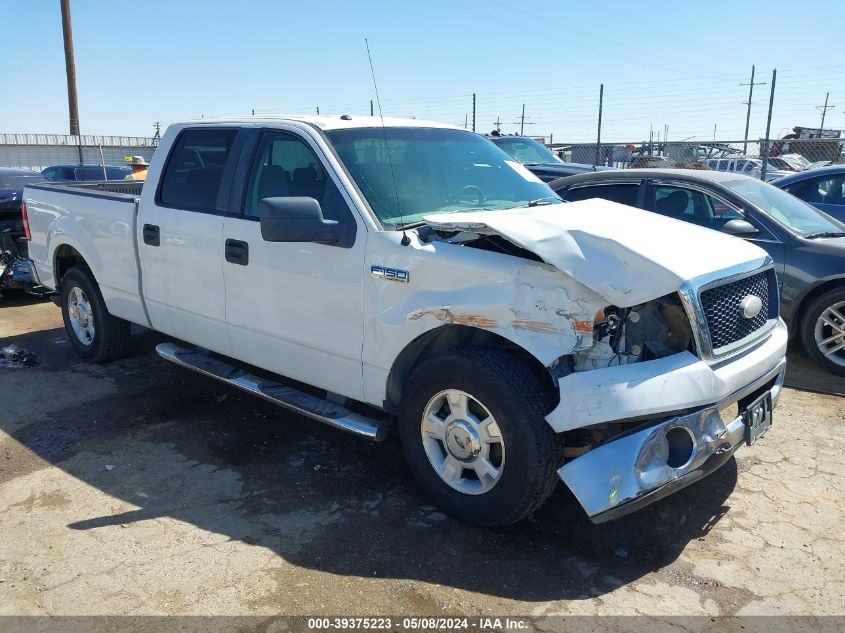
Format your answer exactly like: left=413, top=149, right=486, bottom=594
left=21, top=116, right=787, bottom=526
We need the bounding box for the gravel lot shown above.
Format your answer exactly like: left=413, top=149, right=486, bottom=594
left=1, top=294, right=843, bottom=619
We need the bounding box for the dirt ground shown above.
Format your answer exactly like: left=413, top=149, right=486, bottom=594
left=1, top=294, right=843, bottom=620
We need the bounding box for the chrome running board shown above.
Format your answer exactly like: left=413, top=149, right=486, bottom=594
left=156, top=342, right=388, bottom=441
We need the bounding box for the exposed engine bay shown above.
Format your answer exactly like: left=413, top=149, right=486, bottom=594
left=576, top=294, right=695, bottom=371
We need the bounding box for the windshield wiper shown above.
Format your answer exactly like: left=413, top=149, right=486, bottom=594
left=524, top=196, right=561, bottom=207
left=804, top=231, right=845, bottom=239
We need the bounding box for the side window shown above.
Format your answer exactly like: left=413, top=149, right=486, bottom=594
left=697, top=191, right=744, bottom=228
left=809, top=176, right=845, bottom=204
left=566, top=184, right=639, bottom=206
left=652, top=186, right=695, bottom=220
left=243, top=131, right=353, bottom=227
left=159, top=129, right=237, bottom=212
left=42, top=168, right=56, bottom=181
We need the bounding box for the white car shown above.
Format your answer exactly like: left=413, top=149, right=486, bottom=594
left=21, top=116, right=787, bottom=526
left=701, top=156, right=791, bottom=181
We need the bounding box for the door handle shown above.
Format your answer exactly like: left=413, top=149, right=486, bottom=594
left=142, top=224, right=160, bottom=246
left=225, top=239, right=249, bottom=266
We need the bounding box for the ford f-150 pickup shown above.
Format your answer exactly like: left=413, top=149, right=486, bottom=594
left=21, top=116, right=788, bottom=526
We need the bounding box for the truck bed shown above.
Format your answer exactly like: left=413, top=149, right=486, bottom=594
left=24, top=180, right=151, bottom=328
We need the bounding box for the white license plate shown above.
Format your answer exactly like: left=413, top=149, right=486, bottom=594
left=744, top=391, right=773, bottom=446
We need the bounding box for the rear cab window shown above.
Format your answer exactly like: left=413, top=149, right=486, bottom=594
left=158, top=128, right=238, bottom=212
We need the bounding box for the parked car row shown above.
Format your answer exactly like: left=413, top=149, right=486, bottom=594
left=699, top=157, right=792, bottom=181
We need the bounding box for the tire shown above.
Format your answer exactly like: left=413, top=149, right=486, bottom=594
left=60, top=267, right=130, bottom=362
left=398, top=347, right=563, bottom=527
left=799, top=286, right=845, bottom=376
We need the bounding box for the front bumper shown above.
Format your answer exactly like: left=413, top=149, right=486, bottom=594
left=558, top=355, right=786, bottom=523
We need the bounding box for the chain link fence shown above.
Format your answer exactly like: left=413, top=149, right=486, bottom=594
left=550, top=134, right=844, bottom=181
left=0, top=134, right=158, bottom=172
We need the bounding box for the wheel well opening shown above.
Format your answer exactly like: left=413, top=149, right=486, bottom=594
left=385, top=325, right=559, bottom=412
left=54, top=245, right=87, bottom=288
left=794, top=278, right=845, bottom=336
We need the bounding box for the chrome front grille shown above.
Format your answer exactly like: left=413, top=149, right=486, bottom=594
left=700, top=270, right=770, bottom=350
left=678, top=261, right=779, bottom=361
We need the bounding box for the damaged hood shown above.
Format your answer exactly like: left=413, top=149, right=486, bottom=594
left=424, top=199, right=768, bottom=306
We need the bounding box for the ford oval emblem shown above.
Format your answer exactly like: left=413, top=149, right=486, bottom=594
left=739, top=295, right=763, bottom=319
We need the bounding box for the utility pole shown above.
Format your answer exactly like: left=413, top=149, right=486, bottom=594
left=370, top=100, right=374, bottom=116
left=494, top=116, right=501, bottom=133
left=741, top=65, right=766, bottom=154
left=816, top=92, right=834, bottom=132
left=472, top=93, right=476, bottom=132
left=519, top=104, right=526, bottom=136
left=595, top=84, right=603, bottom=166
left=316, top=106, right=320, bottom=115
left=152, top=121, right=161, bottom=145
left=464, top=113, right=467, bottom=129
left=60, top=0, right=82, bottom=163
left=761, top=69, right=777, bottom=182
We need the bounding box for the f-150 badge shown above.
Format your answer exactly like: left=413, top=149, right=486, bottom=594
left=370, top=265, right=409, bottom=283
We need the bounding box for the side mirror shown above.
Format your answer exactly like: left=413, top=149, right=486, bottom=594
left=721, top=218, right=759, bottom=238
left=259, top=197, right=338, bottom=244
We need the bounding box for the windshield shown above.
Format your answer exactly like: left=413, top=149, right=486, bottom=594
left=722, top=177, right=845, bottom=236
left=0, top=173, right=44, bottom=189
left=490, top=136, right=561, bottom=165
left=326, top=127, right=559, bottom=227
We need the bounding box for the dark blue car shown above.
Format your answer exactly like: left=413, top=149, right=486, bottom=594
left=773, top=165, right=845, bottom=223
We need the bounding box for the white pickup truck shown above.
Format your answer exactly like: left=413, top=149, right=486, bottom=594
left=22, top=116, right=788, bottom=526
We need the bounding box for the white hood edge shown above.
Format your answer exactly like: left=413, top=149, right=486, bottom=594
left=424, top=199, right=769, bottom=307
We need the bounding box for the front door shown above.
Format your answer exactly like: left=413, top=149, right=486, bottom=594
left=138, top=127, right=238, bottom=356
left=221, top=128, right=367, bottom=400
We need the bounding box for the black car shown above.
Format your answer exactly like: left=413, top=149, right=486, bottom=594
left=486, top=134, right=611, bottom=181
left=42, top=163, right=133, bottom=182
left=0, top=168, right=45, bottom=290
left=549, top=169, right=845, bottom=375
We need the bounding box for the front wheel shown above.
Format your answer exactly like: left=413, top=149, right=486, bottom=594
left=61, top=267, right=130, bottom=362
left=799, top=287, right=845, bottom=376
left=399, top=348, right=563, bottom=527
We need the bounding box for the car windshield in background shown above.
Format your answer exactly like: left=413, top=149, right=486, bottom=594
left=722, top=177, right=845, bottom=237
left=491, top=136, right=561, bottom=166
left=0, top=174, right=45, bottom=188
left=326, top=127, right=558, bottom=227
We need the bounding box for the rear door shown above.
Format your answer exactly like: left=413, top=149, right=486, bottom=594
left=138, top=127, right=241, bottom=356
left=221, top=126, right=367, bottom=400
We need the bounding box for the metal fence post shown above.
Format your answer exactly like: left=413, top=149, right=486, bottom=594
left=760, top=69, right=777, bottom=182
left=595, top=84, right=603, bottom=166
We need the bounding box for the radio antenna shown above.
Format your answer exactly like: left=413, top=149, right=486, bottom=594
left=365, top=38, right=410, bottom=246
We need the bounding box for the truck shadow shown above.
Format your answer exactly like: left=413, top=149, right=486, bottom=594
left=2, top=336, right=737, bottom=603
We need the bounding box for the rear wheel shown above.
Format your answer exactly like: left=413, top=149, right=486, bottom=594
left=399, top=348, right=563, bottom=527
left=61, top=267, right=130, bottom=362
left=799, top=286, right=845, bottom=376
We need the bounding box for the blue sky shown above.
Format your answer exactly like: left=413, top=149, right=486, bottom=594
left=2, top=0, right=844, bottom=142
